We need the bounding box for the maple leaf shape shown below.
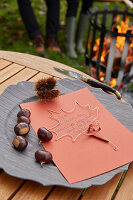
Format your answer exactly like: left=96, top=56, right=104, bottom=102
left=48, top=101, right=99, bottom=142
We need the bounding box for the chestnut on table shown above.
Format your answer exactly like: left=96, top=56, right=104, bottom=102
left=0, top=51, right=132, bottom=200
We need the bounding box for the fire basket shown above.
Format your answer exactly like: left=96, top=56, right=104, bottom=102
left=86, top=5, right=133, bottom=90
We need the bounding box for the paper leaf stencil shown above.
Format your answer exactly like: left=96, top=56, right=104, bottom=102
left=48, top=101, right=99, bottom=142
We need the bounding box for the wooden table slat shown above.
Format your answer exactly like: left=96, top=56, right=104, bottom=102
left=0, top=63, right=24, bottom=84
left=12, top=181, right=53, bottom=200
left=0, top=68, right=39, bottom=94
left=47, top=186, right=83, bottom=200
left=115, top=163, right=133, bottom=200
left=0, top=51, right=90, bottom=80
left=81, top=173, right=123, bottom=200
left=0, top=172, right=24, bottom=200
left=28, top=72, right=56, bottom=82
left=0, top=59, right=12, bottom=70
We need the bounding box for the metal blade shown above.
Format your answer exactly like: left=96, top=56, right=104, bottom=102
left=54, top=67, right=122, bottom=99
left=54, top=67, right=83, bottom=80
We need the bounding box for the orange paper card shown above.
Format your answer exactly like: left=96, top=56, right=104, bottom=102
left=21, top=88, right=133, bottom=184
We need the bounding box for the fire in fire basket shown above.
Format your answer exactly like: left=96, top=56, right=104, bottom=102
left=92, top=16, right=133, bottom=88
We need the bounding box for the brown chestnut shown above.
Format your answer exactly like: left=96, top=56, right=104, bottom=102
left=35, top=150, right=52, bottom=167
left=14, top=122, right=30, bottom=136
left=17, top=109, right=31, bottom=118
left=37, top=127, right=53, bottom=142
left=12, top=136, right=28, bottom=151
left=17, top=116, right=31, bottom=124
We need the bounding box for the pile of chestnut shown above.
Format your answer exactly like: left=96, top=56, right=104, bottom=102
left=12, top=108, right=53, bottom=167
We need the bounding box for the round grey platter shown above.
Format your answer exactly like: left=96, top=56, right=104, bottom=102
left=0, top=78, right=133, bottom=189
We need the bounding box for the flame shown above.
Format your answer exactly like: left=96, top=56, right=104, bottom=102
left=93, top=37, right=112, bottom=65
left=99, top=72, right=105, bottom=82
left=110, top=78, right=117, bottom=88
left=92, top=15, right=133, bottom=88
left=116, top=16, right=132, bottom=52
left=100, top=77, right=104, bottom=82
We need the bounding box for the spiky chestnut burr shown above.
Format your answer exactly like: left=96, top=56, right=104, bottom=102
left=35, top=77, right=60, bottom=101
left=36, top=90, right=60, bottom=101
left=35, top=77, right=56, bottom=91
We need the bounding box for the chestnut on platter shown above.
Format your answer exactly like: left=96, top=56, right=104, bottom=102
left=12, top=136, right=28, bottom=151
left=37, top=127, right=53, bottom=143
left=14, top=122, right=30, bottom=136
left=17, top=109, right=31, bottom=118
left=17, top=116, right=31, bottom=124
left=35, top=150, right=53, bottom=167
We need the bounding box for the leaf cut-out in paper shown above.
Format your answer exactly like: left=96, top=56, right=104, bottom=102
left=48, top=101, right=99, bottom=142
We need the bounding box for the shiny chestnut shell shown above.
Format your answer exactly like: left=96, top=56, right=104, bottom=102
left=14, top=122, right=30, bottom=136
left=17, top=116, right=31, bottom=124
left=17, top=109, right=31, bottom=118
left=35, top=150, right=52, bottom=165
left=37, top=127, right=53, bottom=142
left=12, top=136, right=28, bottom=151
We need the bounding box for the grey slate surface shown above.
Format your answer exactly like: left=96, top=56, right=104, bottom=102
left=0, top=79, right=133, bottom=189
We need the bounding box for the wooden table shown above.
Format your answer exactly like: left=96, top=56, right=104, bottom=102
left=0, top=51, right=133, bottom=200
